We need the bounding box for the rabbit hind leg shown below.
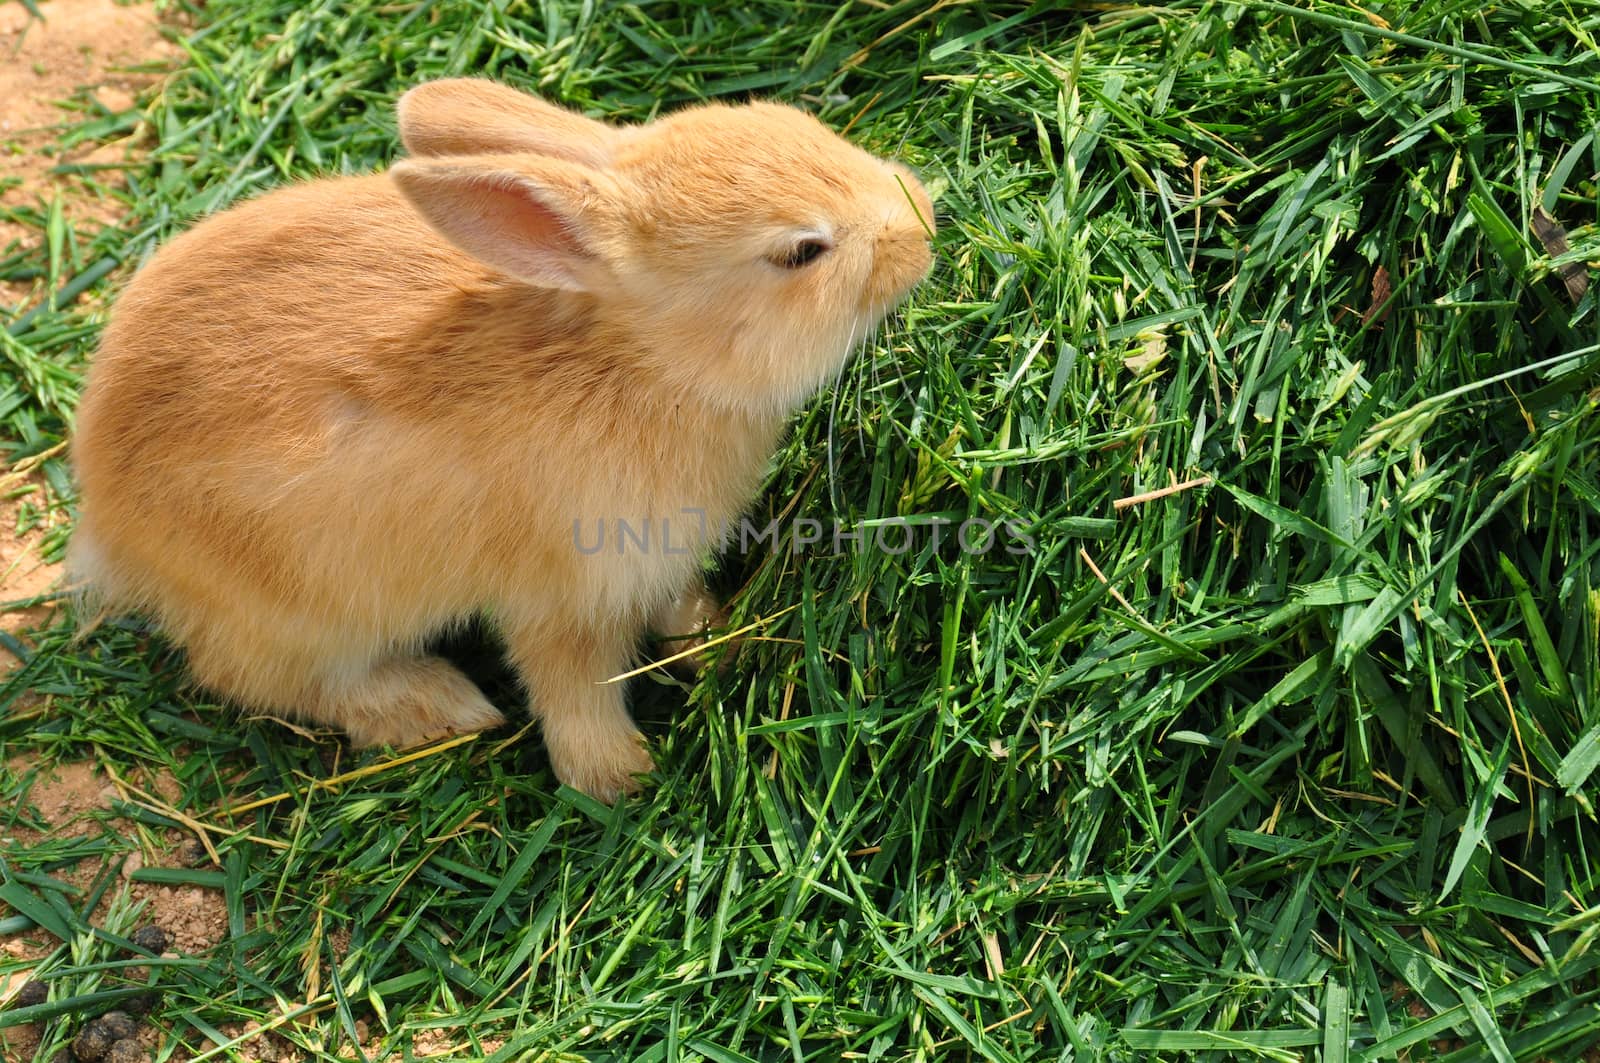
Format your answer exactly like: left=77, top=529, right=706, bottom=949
left=183, top=623, right=505, bottom=747
left=649, top=577, right=730, bottom=675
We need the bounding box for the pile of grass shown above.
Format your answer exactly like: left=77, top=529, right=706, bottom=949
left=3, top=0, right=1599, bottom=1058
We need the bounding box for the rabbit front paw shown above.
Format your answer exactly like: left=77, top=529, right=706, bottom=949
left=547, top=721, right=655, bottom=802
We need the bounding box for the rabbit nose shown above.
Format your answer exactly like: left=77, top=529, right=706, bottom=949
left=868, top=224, right=934, bottom=308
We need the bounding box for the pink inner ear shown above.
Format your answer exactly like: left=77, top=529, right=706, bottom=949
left=395, top=160, right=602, bottom=290
left=476, top=177, right=591, bottom=262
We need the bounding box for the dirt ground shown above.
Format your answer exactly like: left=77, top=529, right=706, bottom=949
left=1, top=0, right=176, bottom=301
left=0, top=757, right=231, bottom=1060
left=0, top=480, right=63, bottom=651
left=1, top=0, right=177, bottom=653
left=0, top=4, right=216, bottom=1061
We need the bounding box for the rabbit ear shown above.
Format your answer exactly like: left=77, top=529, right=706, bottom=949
left=396, top=79, right=619, bottom=167
left=391, top=157, right=621, bottom=292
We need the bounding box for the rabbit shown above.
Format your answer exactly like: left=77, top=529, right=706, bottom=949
left=68, top=78, right=935, bottom=801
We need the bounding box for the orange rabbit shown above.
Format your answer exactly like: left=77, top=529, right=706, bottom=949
left=69, top=79, right=935, bottom=800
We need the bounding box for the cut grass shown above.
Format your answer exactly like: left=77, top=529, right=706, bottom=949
left=3, top=0, right=1600, bottom=1059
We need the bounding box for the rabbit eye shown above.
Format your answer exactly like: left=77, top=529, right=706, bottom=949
left=770, top=238, right=831, bottom=270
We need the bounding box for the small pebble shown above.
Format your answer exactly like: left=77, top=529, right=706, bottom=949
left=71, top=1022, right=117, bottom=1062
left=13, top=979, right=47, bottom=1007
left=105, top=1041, right=146, bottom=1063
left=129, top=925, right=168, bottom=955
left=179, top=838, right=209, bottom=867
left=121, top=991, right=158, bottom=1017
left=97, top=1012, right=139, bottom=1042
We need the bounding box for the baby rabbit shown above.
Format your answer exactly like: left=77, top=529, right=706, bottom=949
left=69, top=79, right=935, bottom=800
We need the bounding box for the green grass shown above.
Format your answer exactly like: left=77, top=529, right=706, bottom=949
left=3, top=0, right=1600, bottom=1059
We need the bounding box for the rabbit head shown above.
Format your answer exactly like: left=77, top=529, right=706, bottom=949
left=392, top=79, right=935, bottom=416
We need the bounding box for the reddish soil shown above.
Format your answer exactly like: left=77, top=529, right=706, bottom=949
left=1, top=0, right=176, bottom=303
left=1, top=758, right=229, bottom=1061
left=1, top=0, right=178, bottom=668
